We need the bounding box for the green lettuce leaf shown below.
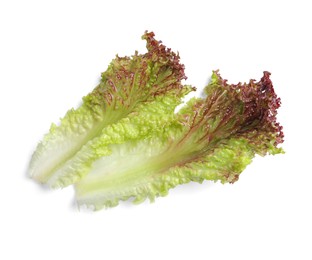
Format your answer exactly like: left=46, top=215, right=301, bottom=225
left=75, top=71, right=284, bottom=210
left=29, top=32, right=193, bottom=187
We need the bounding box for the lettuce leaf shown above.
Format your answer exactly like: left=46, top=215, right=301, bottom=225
left=29, top=32, right=194, bottom=187
left=29, top=31, right=284, bottom=210
left=75, top=71, right=284, bottom=210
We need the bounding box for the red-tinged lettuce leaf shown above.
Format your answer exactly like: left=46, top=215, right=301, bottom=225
left=29, top=31, right=193, bottom=186
left=75, top=71, right=284, bottom=210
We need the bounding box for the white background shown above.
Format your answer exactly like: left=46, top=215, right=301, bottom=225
left=1, top=0, right=311, bottom=259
